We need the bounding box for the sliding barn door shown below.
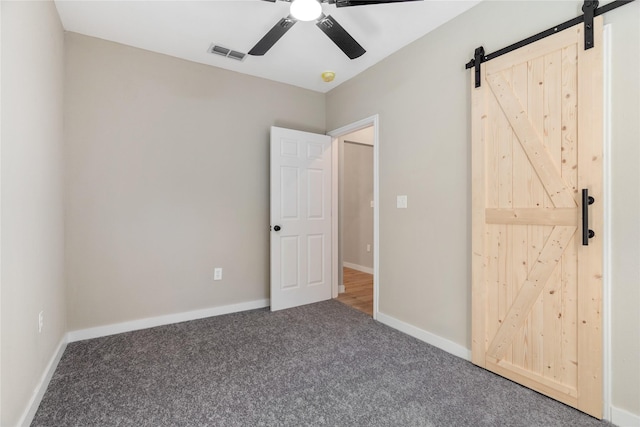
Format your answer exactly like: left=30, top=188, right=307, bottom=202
left=471, top=18, right=603, bottom=418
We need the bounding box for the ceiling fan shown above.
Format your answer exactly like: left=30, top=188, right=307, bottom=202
left=248, top=0, right=423, bottom=60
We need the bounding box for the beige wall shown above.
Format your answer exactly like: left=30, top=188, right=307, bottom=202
left=326, top=0, right=639, bottom=417
left=342, top=142, right=374, bottom=269
left=64, top=33, right=326, bottom=331
left=1, top=1, right=66, bottom=425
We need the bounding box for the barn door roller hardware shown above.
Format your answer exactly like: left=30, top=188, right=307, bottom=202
left=472, top=47, right=484, bottom=89
left=465, top=0, right=636, bottom=88
left=582, top=1, right=598, bottom=49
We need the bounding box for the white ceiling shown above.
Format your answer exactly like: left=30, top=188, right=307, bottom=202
left=54, top=0, right=481, bottom=93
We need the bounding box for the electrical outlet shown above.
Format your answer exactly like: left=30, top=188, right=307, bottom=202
left=367, top=244, right=371, bottom=253
left=214, top=268, right=223, bottom=281
left=397, top=195, right=408, bottom=209
left=38, top=311, right=44, bottom=333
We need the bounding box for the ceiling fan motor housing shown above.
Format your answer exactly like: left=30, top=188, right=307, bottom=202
left=250, top=0, right=422, bottom=59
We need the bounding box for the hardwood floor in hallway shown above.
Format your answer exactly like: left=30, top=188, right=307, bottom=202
left=336, top=267, right=373, bottom=316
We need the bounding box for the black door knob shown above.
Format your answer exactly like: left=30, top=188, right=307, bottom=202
left=274, top=225, right=281, bottom=231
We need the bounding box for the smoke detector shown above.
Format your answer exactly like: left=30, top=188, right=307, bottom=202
left=321, top=71, right=336, bottom=82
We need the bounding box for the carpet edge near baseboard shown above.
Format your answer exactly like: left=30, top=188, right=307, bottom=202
left=18, top=336, right=68, bottom=427
left=375, top=311, right=472, bottom=361
left=375, top=311, right=640, bottom=425
left=22, top=299, right=271, bottom=426
left=67, top=299, right=271, bottom=343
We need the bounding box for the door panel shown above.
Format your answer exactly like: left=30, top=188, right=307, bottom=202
left=307, top=234, right=325, bottom=285
left=471, top=18, right=603, bottom=418
left=271, top=127, right=332, bottom=311
left=307, top=168, right=325, bottom=218
left=280, top=167, right=300, bottom=219
left=280, top=236, right=299, bottom=289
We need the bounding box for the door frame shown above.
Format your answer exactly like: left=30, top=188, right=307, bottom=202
left=328, top=115, right=380, bottom=319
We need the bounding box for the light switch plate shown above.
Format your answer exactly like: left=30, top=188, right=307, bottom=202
left=397, top=195, right=408, bottom=209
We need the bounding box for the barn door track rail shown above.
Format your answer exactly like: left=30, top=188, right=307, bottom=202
left=465, top=0, right=636, bottom=88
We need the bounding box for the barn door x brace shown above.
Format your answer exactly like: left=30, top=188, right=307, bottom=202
left=465, top=0, right=636, bottom=88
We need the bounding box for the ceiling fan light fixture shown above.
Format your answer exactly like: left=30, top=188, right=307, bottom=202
left=290, top=0, right=322, bottom=22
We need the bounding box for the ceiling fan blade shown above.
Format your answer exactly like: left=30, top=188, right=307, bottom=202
left=335, top=0, right=422, bottom=7
left=316, top=15, right=366, bottom=60
left=248, top=16, right=297, bottom=56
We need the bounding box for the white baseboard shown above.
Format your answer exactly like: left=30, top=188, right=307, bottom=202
left=68, top=298, right=270, bottom=342
left=611, top=406, right=640, bottom=427
left=338, top=285, right=346, bottom=293
left=19, top=337, right=68, bottom=427
left=376, top=312, right=472, bottom=361
left=343, top=262, right=374, bottom=275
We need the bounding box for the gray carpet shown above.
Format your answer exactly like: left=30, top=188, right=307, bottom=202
left=32, top=300, right=609, bottom=426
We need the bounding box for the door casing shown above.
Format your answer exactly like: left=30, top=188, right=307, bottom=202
left=328, top=115, right=380, bottom=319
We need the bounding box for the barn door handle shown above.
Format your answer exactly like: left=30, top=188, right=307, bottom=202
left=582, top=189, right=595, bottom=245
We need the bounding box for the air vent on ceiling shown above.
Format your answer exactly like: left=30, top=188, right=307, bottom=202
left=208, top=44, right=246, bottom=62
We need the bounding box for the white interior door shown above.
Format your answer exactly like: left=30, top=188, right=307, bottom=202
left=270, top=126, right=332, bottom=311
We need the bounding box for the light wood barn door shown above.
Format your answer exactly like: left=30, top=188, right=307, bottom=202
left=471, top=18, right=603, bottom=418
